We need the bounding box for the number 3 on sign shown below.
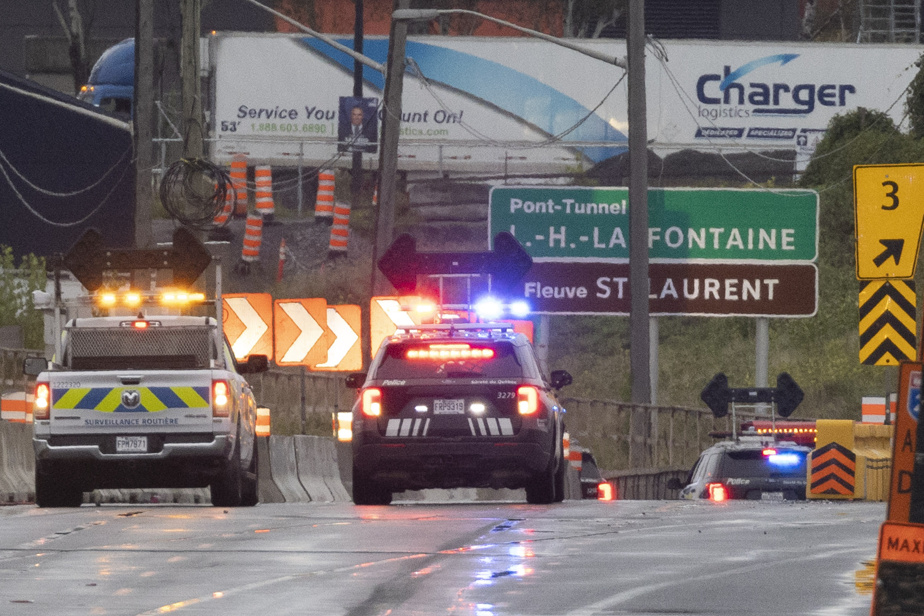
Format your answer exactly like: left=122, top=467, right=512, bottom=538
left=881, top=181, right=899, bottom=210
left=853, top=163, right=924, bottom=280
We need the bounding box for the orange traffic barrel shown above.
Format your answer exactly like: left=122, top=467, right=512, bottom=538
left=256, top=406, right=271, bottom=437
left=329, top=202, right=351, bottom=255
left=230, top=154, right=248, bottom=217
left=254, top=165, right=275, bottom=220
left=241, top=213, right=263, bottom=262
left=315, top=171, right=335, bottom=220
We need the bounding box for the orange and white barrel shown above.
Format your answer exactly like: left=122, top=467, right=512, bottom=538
left=1, top=392, right=34, bottom=423
left=230, top=154, right=248, bottom=217
left=213, top=178, right=233, bottom=227
left=256, top=406, right=271, bottom=437
left=329, top=202, right=351, bottom=254
left=241, top=213, right=263, bottom=262
left=315, top=171, right=335, bottom=220
left=254, top=165, right=275, bottom=219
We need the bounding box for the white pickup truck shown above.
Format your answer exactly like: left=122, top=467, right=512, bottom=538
left=25, top=314, right=268, bottom=507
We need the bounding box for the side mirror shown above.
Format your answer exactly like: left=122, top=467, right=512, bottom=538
left=666, top=477, right=683, bottom=490
left=550, top=369, right=572, bottom=390
left=23, top=357, right=48, bottom=376
left=239, top=354, right=269, bottom=374
left=345, top=372, right=367, bottom=389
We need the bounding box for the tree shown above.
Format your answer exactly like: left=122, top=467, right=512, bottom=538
left=563, top=0, right=626, bottom=38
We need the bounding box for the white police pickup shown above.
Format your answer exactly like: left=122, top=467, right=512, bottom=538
left=24, top=314, right=268, bottom=507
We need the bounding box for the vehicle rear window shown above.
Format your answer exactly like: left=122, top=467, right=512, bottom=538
left=719, top=450, right=807, bottom=479
left=373, top=341, right=524, bottom=379
left=66, top=327, right=215, bottom=370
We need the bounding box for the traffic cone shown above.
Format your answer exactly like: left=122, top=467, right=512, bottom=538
left=315, top=171, right=335, bottom=223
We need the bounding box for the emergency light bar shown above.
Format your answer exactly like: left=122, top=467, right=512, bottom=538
left=96, top=290, right=207, bottom=308
left=406, top=344, right=495, bottom=360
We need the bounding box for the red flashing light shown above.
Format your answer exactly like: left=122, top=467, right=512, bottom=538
left=762, top=448, right=777, bottom=456
left=406, top=344, right=494, bottom=360
left=597, top=482, right=615, bottom=501
left=707, top=483, right=728, bottom=502
left=362, top=388, right=382, bottom=417
left=132, top=320, right=149, bottom=329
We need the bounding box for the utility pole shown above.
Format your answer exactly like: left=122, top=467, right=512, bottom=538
left=351, top=0, right=365, bottom=210
left=627, top=0, right=650, bottom=467
left=371, top=0, right=410, bottom=295
left=134, top=0, right=154, bottom=249
left=181, top=0, right=203, bottom=159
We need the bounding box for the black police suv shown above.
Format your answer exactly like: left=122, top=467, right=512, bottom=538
left=345, top=323, right=572, bottom=505
left=668, top=437, right=812, bottom=501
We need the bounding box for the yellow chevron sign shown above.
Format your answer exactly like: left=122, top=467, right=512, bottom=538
left=859, top=280, right=917, bottom=366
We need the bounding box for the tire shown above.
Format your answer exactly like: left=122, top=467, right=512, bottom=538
left=240, top=439, right=259, bottom=507
left=35, top=462, right=83, bottom=508
left=211, top=432, right=243, bottom=507
left=351, top=466, right=391, bottom=506
left=553, top=452, right=566, bottom=503
left=525, top=467, right=556, bottom=504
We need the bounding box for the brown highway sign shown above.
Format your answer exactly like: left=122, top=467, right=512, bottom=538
left=516, top=261, right=817, bottom=316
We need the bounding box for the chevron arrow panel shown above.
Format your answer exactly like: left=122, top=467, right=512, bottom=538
left=859, top=280, right=917, bottom=366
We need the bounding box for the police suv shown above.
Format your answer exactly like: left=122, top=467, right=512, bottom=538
left=346, top=323, right=572, bottom=505
left=25, top=312, right=267, bottom=507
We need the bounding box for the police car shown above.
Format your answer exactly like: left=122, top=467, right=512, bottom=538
left=346, top=322, right=571, bottom=505
left=668, top=437, right=811, bottom=501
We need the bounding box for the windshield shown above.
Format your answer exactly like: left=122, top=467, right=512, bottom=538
left=719, top=450, right=807, bottom=479
left=373, top=340, right=524, bottom=379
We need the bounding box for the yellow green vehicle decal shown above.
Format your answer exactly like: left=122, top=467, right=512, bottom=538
left=52, top=386, right=211, bottom=413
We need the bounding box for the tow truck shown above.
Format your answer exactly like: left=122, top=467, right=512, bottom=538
left=24, top=228, right=268, bottom=507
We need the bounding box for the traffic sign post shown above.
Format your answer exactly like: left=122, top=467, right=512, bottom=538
left=514, top=261, right=817, bottom=316
left=854, top=163, right=924, bottom=280
left=222, top=293, right=273, bottom=360
left=489, top=187, right=818, bottom=262
left=273, top=298, right=333, bottom=366
left=312, top=305, right=362, bottom=372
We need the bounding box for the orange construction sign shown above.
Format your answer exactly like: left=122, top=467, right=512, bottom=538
left=274, top=298, right=333, bottom=366
left=222, top=293, right=273, bottom=360
left=888, top=362, right=922, bottom=522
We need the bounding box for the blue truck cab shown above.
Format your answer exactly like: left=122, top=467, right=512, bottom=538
left=78, top=38, right=134, bottom=118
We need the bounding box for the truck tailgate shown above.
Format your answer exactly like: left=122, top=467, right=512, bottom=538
left=46, top=370, right=214, bottom=434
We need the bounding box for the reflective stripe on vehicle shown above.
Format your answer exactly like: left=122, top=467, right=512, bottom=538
left=52, top=386, right=210, bottom=413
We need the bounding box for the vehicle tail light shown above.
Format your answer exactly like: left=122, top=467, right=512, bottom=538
left=762, top=448, right=777, bottom=456
left=706, top=482, right=728, bottom=502
left=597, top=482, right=615, bottom=501
left=212, top=380, right=230, bottom=417
left=34, top=382, right=50, bottom=421
left=517, top=386, right=538, bottom=415
left=361, top=388, right=382, bottom=417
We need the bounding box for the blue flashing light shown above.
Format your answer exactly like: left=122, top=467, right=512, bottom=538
left=474, top=297, right=504, bottom=321
left=767, top=452, right=802, bottom=467
left=509, top=300, right=530, bottom=318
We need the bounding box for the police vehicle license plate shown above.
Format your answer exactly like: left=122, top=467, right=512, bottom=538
left=761, top=492, right=784, bottom=501
left=116, top=436, right=147, bottom=453
left=434, top=399, right=465, bottom=414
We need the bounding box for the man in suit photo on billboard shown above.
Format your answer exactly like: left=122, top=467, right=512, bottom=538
left=338, top=96, right=378, bottom=153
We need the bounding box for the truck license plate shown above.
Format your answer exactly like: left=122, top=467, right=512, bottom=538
left=116, top=436, right=147, bottom=453
left=433, top=399, right=465, bottom=414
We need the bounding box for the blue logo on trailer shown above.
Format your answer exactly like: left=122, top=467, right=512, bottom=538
left=908, top=371, right=921, bottom=421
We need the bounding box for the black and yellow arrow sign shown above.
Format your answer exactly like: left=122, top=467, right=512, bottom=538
left=859, top=280, right=917, bottom=366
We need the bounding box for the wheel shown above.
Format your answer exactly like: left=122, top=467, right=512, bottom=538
left=211, top=433, right=243, bottom=507
left=351, top=466, right=391, bottom=505
left=525, top=467, right=556, bottom=504
left=240, top=439, right=259, bottom=507
left=35, top=461, right=83, bottom=508
left=553, top=452, right=566, bottom=503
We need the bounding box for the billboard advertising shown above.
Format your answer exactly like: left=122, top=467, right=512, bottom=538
left=210, top=33, right=921, bottom=173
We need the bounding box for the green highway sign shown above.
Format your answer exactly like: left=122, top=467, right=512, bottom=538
left=489, top=187, right=818, bottom=262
